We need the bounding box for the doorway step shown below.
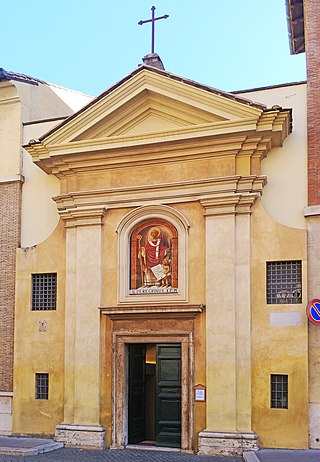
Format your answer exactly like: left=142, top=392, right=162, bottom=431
left=126, top=443, right=181, bottom=452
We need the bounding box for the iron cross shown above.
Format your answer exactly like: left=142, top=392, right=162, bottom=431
left=138, top=6, right=169, bottom=54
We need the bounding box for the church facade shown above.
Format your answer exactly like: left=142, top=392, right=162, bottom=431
left=5, top=60, right=309, bottom=455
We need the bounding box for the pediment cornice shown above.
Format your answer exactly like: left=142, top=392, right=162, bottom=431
left=24, top=67, right=291, bottom=177
left=40, top=69, right=264, bottom=145
left=27, top=120, right=288, bottom=178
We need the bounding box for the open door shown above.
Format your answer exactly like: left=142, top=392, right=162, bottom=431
left=156, top=344, right=181, bottom=448
left=128, top=344, right=146, bottom=444
left=128, top=343, right=181, bottom=448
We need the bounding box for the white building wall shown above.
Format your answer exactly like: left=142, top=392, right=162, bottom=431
left=238, top=82, right=307, bottom=230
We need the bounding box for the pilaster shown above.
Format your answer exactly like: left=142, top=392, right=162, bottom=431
left=198, top=193, right=258, bottom=456
left=55, top=206, right=106, bottom=449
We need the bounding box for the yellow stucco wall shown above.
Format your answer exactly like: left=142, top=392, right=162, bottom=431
left=251, top=200, right=308, bottom=448
left=13, top=223, right=66, bottom=435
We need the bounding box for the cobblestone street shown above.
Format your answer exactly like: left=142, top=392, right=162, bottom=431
left=0, top=447, right=241, bottom=462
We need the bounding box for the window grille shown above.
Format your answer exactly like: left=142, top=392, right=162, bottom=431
left=32, top=273, right=57, bottom=310
left=266, top=261, right=302, bottom=304
left=271, top=374, right=288, bottom=409
left=35, top=373, right=49, bottom=399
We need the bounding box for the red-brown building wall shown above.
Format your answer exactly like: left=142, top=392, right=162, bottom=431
left=304, top=0, right=320, bottom=205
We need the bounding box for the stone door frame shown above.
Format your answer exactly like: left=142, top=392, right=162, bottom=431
left=111, top=331, right=194, bottom=452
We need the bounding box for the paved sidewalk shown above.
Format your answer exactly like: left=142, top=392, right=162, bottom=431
left=2, top=437, right=319, bottom=462
left=255, top=448, right=320, bottom=462
left=0, top=446, right=241, bottom=462
left=0, top=437, right=62, bottom=457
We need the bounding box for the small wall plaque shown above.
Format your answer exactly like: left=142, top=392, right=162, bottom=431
left=39, top=320, right=48, bottom=332
left=194, top=383, right=206, bottom=402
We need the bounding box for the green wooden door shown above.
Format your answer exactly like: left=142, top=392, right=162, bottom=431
left=156, top=344, right=181, bottom=448
left=128, top=344, right=146, bottom=444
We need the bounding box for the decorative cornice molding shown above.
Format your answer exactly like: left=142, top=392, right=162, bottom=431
left=53, top=175, right=267, bottom=213
left=304, top=205, right=320, bottom=217
left=0, top=175, right=24, bottom=185
left=200, top=191, right=262, bottom=217
left=26, top=123, right=288, bottom=177
left=240, top=135, right=272, bottom=160
left=58, top=205, right=107, bottom=228
left=0, top=391, right=14, bottom=397
left=99, top=303, right=204, bottom=319
left=26, top=132, right=247, bottom=176
left=257, top=109, right=291, bottom=144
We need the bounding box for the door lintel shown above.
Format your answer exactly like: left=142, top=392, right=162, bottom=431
left=99, top=303, right=204, bottom=320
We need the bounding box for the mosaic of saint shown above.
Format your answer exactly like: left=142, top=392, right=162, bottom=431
left=130, top=220, right=178, bottom=294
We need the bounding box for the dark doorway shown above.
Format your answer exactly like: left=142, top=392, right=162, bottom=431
left=128, top=344, right=146, bottom=444
left=128, top=343, right=181, bottom=448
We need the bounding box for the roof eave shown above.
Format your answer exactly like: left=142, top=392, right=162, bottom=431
left=0, top=67, right=46, bottom=86
left=286, top=0, right=305, bottom=55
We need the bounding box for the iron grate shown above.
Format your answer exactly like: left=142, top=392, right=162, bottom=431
left=266, top=261, right=302, bottom=304
left=35, top=373, right=49, bottom=400
left=271, top=374, right=288, bottom=409
left=32, top=273, right=57, bottom=310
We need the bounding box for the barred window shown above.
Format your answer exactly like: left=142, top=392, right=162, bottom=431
left=271, top=374, right=288, bottom=409
left=266, top=261, right=302, bottom=304
left=32, top=273, right=57, bottom=310
left=35, top=373, right=49, bottom=400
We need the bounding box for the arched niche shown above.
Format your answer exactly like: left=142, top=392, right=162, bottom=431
left=117, top=205, right=189, bottom=304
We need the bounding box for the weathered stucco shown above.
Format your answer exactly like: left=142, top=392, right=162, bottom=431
left=12, top=69, right=308, bottom=453
left=13, top=223, right=66, bottom=435
left=251, top=200, right=308, bottom=448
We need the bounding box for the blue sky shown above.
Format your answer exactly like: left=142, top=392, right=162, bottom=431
left=3, top=0, right=306, bottom=96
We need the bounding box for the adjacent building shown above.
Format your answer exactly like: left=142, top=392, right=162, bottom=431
left=0, top=69, right=92, bottom=435
left=287, top=0, right=320, bottom=449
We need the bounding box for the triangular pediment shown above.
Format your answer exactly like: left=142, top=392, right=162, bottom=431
left=72, top=89, right=228, bottom=141
left=27, top=66, right=291, bottom=177
left=38, top=66, right=264, bottom=147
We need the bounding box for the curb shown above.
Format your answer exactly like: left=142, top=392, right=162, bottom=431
left=0, top=441, right=63, bottom=456
left=243, top=451, right=260, bottom=462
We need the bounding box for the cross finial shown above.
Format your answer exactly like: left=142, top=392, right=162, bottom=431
left=138, top=6, right=169, bottom=54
